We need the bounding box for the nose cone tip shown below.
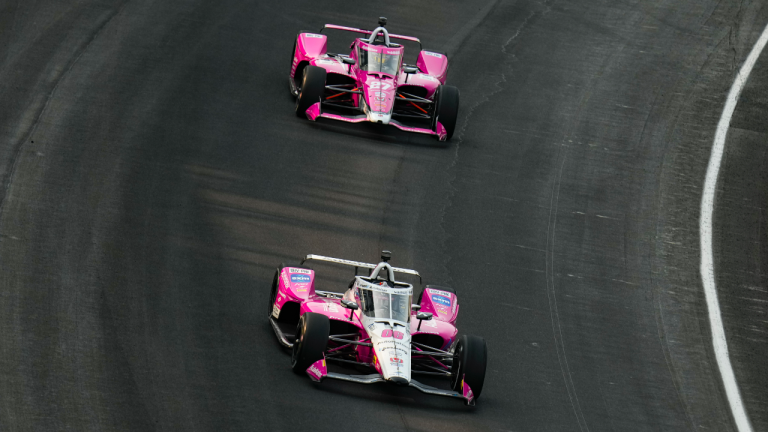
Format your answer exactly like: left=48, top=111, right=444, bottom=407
left=367, top=112, right=391, bottom=125
left=388, top=376, right=409, bottom=386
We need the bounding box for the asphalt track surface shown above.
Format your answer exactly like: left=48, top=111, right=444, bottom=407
left=1, top=1, right=767, bottom=431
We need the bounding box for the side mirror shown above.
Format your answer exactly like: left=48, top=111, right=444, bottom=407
left=341, top=299, right=358, bottom=322
left=411, top=304, right=421, bottom=311
left=402, top=65, right=418, bottom=74
left=416, top=312, right=432, bottom=320
left=341, top=300, right=359, bottom=310
left=341, top=57, right=355, bottom=65
left=416, top=311, right=433, bottom=331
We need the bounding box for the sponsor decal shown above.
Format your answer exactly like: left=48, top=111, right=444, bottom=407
left=272, top=304, right=280, bottom=318
left=386, top=50, right=400, bottom=55
left=322, top=303, right=339, bottom=313
left=291, top=274, right=311, bottom=283
left=419, top=74, right=437, bottom=81
left=304, top=33, right=323, bottom=38
left=424, top=51, right=443, bottom=58
left=428, top=288, right=450, bottom=296
left=281, top=272, right=290, bottom=286
left=368, top=323, right=375, bottom=330
left=432, top=295, right=451, bottom=307
left=289, top=268, right=312, bottom=274
left=296, top=287, right=308, bottom=292
left=390, top=357, right=403, bottom=363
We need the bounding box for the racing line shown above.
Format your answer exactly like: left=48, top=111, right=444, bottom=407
left=699, top=21, right=768, bottom=432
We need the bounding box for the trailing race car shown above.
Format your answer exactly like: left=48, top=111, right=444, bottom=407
left=267, top=251, right=487, bottom=405
left=289, top=17, right=460, bottom=142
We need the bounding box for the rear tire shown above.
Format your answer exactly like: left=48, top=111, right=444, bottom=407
left=268, top=269, right=279, bottom=318
left=295, top=65, right=326, bottom=117
left=291, top=312, right=330, bottom=374
left=451, top=335, right=487, bottom=398
left=432, top=85, right=459, bottom=140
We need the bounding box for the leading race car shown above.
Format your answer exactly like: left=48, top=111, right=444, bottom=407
left=267, top=251, right=487, bottom=405
left=289, top=17, right=460, bottom=142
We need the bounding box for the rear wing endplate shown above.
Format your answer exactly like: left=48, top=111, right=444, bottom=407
left=300, top=254, right=422, bottom=284
left=321, top=24, right=422, bottom=51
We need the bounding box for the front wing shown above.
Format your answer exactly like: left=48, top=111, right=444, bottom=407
left=305, top=359, right=475, bottom=405
left=305, top=103, right=448, bottom=141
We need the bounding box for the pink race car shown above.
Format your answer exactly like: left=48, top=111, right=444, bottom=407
left=289, top=17, right=460, bottom=142
left=267, top=251, right=487, bottom=406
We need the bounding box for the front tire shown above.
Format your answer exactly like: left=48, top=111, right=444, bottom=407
left=295, top=65, right=326, bottom=117
left=432, top=85, right=459, bottom=140
left=291, top=312, right=330, bottom=373
left=451, top=335, right=487, bottom=398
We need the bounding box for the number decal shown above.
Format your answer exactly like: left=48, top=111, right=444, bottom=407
left=370, top=82, right=392, bottom=90
left=381, top=329, right=403, bottom=339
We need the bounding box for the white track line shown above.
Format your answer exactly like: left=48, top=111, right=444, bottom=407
left=700, top=22, right=768, bottom=432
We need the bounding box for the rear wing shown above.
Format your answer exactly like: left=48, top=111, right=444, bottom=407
left=321, top=24, right=422, bottom=51
left=300, top=254, right=422, bottom=284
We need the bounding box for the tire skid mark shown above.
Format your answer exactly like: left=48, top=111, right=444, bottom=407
left=0, top=1, right=131, bottom=225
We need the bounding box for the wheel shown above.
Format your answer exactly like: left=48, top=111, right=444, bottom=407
left=451, top=335, right=487, bottom=398
left=268, top=269, right=279, bottom=318
left=289, top=31, right=313, bottom=96
left=432, top=85, right=459, bottom=140
left=291, top=312, right=330, bottom=373
left=418, top=284, right=456, bottom=304
left=295, top=65, right=326, bottom=117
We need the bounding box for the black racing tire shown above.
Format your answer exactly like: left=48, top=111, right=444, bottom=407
left=451, top=335, right=487, bottom=398
left=268, top=269, right=279, bottom=318
left=432, top=85, right=459, bottom=140
left=295, top=65, right=326, bottom=117
left=418, top=284, right=456, bottom=304
left=291, top=312, right=330, bottom=374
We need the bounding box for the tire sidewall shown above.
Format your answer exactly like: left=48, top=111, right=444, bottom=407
left=291, top=312, right=330, bottom=373
left=437, top=86, right=459, bottom=140
left=295, top=66, right=326, bottom=116
left=451, top=334, right=487, bottom=398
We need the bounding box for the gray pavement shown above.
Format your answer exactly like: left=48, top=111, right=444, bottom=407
left=0, top=1, right=766, bottom=430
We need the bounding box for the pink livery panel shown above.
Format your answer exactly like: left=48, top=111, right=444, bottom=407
left=291, top=32, right=328, bottom=78
left=419, top=287, right=459, bottom=324
left=275, top=266, right=314, bottom=307
left=416, top=51, right=448, bottom=84
left=300, top=299, right=358, bottom=323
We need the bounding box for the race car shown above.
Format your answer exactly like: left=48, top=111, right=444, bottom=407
left=267, top=251, right=487, bottom=405
left=289, top=17, right=460, bottom=142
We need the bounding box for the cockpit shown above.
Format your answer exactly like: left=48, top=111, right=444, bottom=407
left=358, top=47, right=402, bottom=76
left=354, top=256, right=413, bottom=323
left=358, top=287, right=411, bottom=322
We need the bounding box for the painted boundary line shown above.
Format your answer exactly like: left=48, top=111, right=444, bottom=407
left=700, top=22, right=768, bottom=432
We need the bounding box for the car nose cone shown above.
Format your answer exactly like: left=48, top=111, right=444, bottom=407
left=388, top=376, right=409, bottom=386
left=368, top=111, right=391, bottom=124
